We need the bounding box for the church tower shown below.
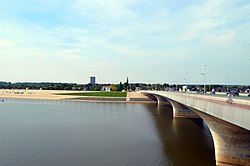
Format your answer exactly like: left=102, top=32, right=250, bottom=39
left=125, top=77, right=129, bottom=91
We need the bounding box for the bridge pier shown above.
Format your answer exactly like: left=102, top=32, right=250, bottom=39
left=154, top=95, right=171, bottom=106
left=190, top=108, right=250, bottom=166
left=169, top=100, right=200, bottom=118
left=153, top=94, right=199, bottom=118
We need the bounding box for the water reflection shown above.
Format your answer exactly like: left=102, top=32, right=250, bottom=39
left=0, top=99, right=215, bottom=166
left=142, top=104, right=215, bottom=166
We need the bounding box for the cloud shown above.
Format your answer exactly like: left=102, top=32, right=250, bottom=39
left=0, top=0, right=249, bottom=84
left=54, top=49, right=83, bottom=61
left=204, top=31, right=235, bottom=46
left=0, top=40, right=16, bottom=47
left=71, top=0, right=138, bottom=22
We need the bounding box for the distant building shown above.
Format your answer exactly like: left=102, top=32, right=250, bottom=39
left=102, top=85, right=111, bottom=91
left=135, top=86, right=140, bottom=91
left=90, top=76, right=96, bottom=85
left=182, top=85, right=188, bottom=92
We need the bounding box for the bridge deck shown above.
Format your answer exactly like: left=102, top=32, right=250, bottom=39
left=141, top=91, right=250, bottom=130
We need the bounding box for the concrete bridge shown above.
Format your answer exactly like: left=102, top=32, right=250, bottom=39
left=140, top=91, right=250, bottom=166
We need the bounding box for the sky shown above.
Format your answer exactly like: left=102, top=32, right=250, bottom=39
left=0, top=0, right=249, bottom=84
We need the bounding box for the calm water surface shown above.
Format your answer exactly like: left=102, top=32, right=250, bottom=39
left=0, top=98, right=215, bottom=166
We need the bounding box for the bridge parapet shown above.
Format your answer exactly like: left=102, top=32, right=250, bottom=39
left=141, top=91, right=250, bottom=130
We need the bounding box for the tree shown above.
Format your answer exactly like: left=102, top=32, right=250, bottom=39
left=110, top=84, right=117, bottom=91
left=117, top=82, right=123, bottom=91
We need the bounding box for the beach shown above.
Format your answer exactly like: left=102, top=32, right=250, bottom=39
left=0, top=89, right=154, bottom=103
left=0, top=89, right=79, bottom=100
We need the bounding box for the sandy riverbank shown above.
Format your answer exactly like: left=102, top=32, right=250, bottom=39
left=0, top=89, right=155, bottom=103
left=0, top=89, right=80, bottom=100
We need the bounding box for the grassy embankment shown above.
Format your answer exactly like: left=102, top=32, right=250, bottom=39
left=56, top=92, right=127, bottom=97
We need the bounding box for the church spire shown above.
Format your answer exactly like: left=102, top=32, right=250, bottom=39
left=125, top=77, right=129, bottom=91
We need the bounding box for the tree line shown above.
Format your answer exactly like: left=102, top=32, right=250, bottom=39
left=0, top=81, right=249, bottom=92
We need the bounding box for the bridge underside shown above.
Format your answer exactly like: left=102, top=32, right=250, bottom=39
left=190, top=108, right=250, bottom=166
left=142, top=93, right=250, bottom=166
left=144, top=93, right=199, bottom=118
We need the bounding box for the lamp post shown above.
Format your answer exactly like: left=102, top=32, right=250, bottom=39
left=185, top=72, right=188, bottom=86
left=208, top=79, right=211, bottom=92
left=200, top=65, right=207, bottom=94
left=204, top=65, right=207, bottom=93
left=175, top=77, right=178, bottom=92
left=183, top=72, right=188, bottom=92
left=226, top=76, right=229, bottom=92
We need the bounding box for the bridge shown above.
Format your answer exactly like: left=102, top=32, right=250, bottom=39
left=140, top=91, right=250, bottom=166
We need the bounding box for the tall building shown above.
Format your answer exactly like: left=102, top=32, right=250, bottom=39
left=90, top=76, right=96, bottom=85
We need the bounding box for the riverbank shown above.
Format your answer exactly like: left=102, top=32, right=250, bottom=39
left=0, top=89, right=155, bottom=103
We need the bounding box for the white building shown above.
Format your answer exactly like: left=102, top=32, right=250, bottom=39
left=102, top=85, right=111, bottom=91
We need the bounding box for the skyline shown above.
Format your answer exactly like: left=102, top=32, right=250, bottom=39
left=0, top=0, right=249, bottom=84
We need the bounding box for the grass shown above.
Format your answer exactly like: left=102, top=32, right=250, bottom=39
left=56, top=92, right=127, bottom=97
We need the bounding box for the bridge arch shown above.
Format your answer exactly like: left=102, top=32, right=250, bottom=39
left=141, top=91, right=250, bottom=166
left=189, top=108, right=250, bottom=166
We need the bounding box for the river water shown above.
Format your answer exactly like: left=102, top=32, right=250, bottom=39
left=0, top=98, right=215, bottom=166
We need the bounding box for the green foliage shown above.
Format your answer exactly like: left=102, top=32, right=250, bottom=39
left=117, top=82, right=123, bottom=91
left=110, top=84, right=117, bottom=91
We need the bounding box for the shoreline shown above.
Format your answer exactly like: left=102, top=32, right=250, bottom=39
left=0, top=89, right=156, bottom=104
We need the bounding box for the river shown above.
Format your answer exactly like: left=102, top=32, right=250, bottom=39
left=0, top=98, right=215, bottom=166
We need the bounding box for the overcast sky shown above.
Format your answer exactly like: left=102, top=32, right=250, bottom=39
left=0, top=0, right=249, bottom=84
